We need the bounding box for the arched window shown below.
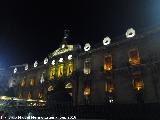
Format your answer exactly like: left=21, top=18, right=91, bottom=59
left=30, top=79, right=35, bottom=87
left=67, top=63, right=73, bottom=76
left=21, top=79, right=25, bottom=87
left=58, top=64, right=64, bottom=78
left=27, top=91, right=31, bottom=99
left=18, top=91, right=22, bottom=99
left=38, top=91, right=43, bottom=99
left=49, top=66, right=56, bottom=80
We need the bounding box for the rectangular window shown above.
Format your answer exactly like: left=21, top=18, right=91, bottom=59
left=133, top=80, right=144, bottom=91
left=128, top=48, right=140, bottom=65
left=67, top=63, right=73, bottom=76
left=18, top=91, right=22, bottom=99
left=83, top=87, right=91, bottom=96
left=58, top=64, right=64, bottom=78
left=132, top=72, right=144, bottom=91
left=105, top=82, right=114, bottom=93
left=104, top=55, right=112, bottom=71
left=83, top=59, right=91, bottom=75
left=49, top=66, right=56, bottom=80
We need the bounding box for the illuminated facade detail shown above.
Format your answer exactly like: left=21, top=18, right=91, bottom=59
left=27, top=91, right=32, bottom=99
left=38, top=91, right=43, bottom=99
left=59, top=58, right=63, bottom=63
left=132, top=72, right=144, bottom=91
left=126, top=28, right=135, bottom=38
left=50, top=45, right=74, bottom=57
left=51, top=60, right=55, bottom=65
left=34, top=61, right=38, bottom=68
left=30, top=79, right=35, bottom=87
left=49, top=66, right=56, bottom=80
left=104, top=55, right=112, bottom=71
left=14, top=67, right=17, bottom=74
left=18, top=91, right=22, bottom=98
left=84, top=87, right=91, bottom=96
left=83, top=59, right=91, bottom=75
left=61, top=44, right=65, bottom=48
left=25, top=64, right=28, bottom=71
left=65, top=82, right=73, bottom=89
left=68, top=55, right=72, bottom=60
left=105, top=82, right=114, bottom=93
left=128, top=48, right=140, bottom=66
left=44, top=57, right=48, bottom=64
left=84, top=43, right=91, bottom=51
left=67, top=63, right=73, bottom=76
left=48, top=85, right=54, bottom=92
left=21, top=79, right=26, bottom=87
left=133, top=80, right=144, bottom=91
left=58, top=64, right=64, bottom=78
left=103, top=36, right=111, bottom=46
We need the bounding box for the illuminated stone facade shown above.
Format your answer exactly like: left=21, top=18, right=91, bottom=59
left=9, top=27, right=160, bottom=105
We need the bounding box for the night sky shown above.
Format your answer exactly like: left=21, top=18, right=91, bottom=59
left=0, top=0, right=160, bottom=67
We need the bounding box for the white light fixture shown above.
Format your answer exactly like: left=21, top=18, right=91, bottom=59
left=14, top=68, right=17, bottom=74
left=103, top=36, right=111, bottom=45
left=59, top=58, right=63, bottom=62
left=34, top=61, right=38, bottom=68
left=25, top=64, right=28, bottom=71
left=84, top=43, right=91, bottom=51
left=44, top=57, right=48, bottom=64
left=68, top=55, right=72, bottom=60
left=126, top=28, right=135, bottom=38
left=51, top=60, right=55, bottom=65
left=62, top=44, right=65, bottom=48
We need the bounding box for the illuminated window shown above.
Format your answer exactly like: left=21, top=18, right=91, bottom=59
left=58, top=64, right=64, bottom=78
left=128, top=48, right=140, bottom=65
left=49, top=66, right=56, bottom=80
left=30, top=79, right=35, bottom=87
left=21, top=79, right=25, bottom=87
left=132, top=73, right=144, bottom=91
left=83, top=87, right=91, bottom=96
left=27, top=91, right=31, bottom=99
left=67, top=63, right=73, bottom=76
left=38, top=91, right=43, bottom=99
left=105, top=82, right=114, bottom=93
left=18, top=91, right=22, bottom=99
left=83, top=59, right=91, bottom=75
left=104, top=55, right=112, bottom=71
left=133, top=80, right=144, bottom=91
left=65, top=82, right=73, bottom=89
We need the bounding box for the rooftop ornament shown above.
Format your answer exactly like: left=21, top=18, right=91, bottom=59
left=103, top=36, right=111, bottom=45
left=59, top=58, right=63, bottom=63
left=44, top=57, right=48, bottom=64
left=51, top=60, right=55, bottom=65
left=34, top=61, right=38, bottom=68
left=84, top=43, right=91, bottom=51
left=25, top=64, right=28, bottom=71
left=126, top=28, right=135, bottom=38
left=68, top=54, right=72, bottom=60
left=14, top=67, right=17, bottom=74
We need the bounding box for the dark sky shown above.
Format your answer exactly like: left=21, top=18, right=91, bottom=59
left=0, top=0, right=160, bottom=67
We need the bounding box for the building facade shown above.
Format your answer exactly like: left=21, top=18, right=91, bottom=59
left=9, top=27, right=160, bottom=105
